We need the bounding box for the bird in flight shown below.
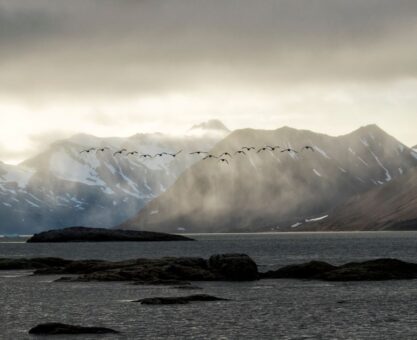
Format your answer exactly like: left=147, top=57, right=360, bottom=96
left=267, top=146, right=281, bottom=151
left=281, top=148, right=298, bottom=153
left=96, top=147, right=110, bottom=153
left=80, top=147, right=96, bottom=154
left=219, top=158, right=230, bottom=165
left=242, top=146, right=256, bottom=151
left=190, top=151, right=208, bottom=155
left=140, top=154, right=153, bottom=158
left=154, top=152, right=168, bottom=157
left=167, top=150, right=182, bottom=158
left=234, top=150, right=247, bottom=156
left=203, top=154, right=218, bottom=160
left=126, top=151, right=139, bottom=156
left=219, top=152, right=233, bottom=159
left=257, top=147, right=271, bottom=153
left=301, top=146, right=315, bottom=152
left=113, top=149, right=127, bottom=156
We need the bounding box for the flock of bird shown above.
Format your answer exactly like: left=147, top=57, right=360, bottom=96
left=80, top=145, right=315, bottom=165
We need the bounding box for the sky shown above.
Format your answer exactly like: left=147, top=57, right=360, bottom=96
left=1, top=0, right=417, bottom=164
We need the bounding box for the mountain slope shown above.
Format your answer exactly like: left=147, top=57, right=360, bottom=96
left=302, top=167, right=417, bottom=231
left=0, top=122, right=229, bottom=234
left=121, top=125, right=417, bottom=233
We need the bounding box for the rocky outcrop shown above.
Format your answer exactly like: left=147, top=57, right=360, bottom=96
left=208, top=254, right=259, bottom=281
left=27, top=226, right=193, bottom=243
left=135, top=294, right=228, bottom=305
left=6, top=254, right=416, bottom=282
left=28, top=323, right=119, bottom=335
left=0, top=253, right=258, bottom=283
left=262, top=261, right=337, bottom=279
left=262, top=259, right=417, bottom=281
left=0, top=257, right=72, bottom=270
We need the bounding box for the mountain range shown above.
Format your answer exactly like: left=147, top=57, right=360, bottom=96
left=0, top=120, right=229, bottom=234
left=2, top=121, right=417, bottom=234
left=122, top=125, right=417, bottom=233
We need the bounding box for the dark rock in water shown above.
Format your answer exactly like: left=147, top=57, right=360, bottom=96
left=135, top=294, right=228, bottom=305
left=27, top=226, right=194, bottom=243
left=262, top=261, right=337, bottom=279
left=322, top=259, right=417, bottom=281
left=263, top=258, right=417, bottom=281
left=66, top=257, right=217, bottom=282
left=28, top=323, right=119, bottom=335
left=0, top=257, right=72, bottom=270
left=0, top=253, right=259, bottom=283
left=337, top=300, right=349, bottom=304
left=133, top=279, right=191, bottom=286
left=174, top=285, right=203, bottom=290
left=208, top=254, right=259, bottom=281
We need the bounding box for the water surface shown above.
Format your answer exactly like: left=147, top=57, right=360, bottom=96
left=2, top=232, right=417, bottom=339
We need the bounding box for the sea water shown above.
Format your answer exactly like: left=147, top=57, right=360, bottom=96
left=1, top=232, right=417, bottom=339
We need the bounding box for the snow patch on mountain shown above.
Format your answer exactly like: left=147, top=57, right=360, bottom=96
left=312, top=169, right=322, bottom=177
left=358, top=157, right=369, bottom=167
left=314, top=146, right=331, bottom=159
left=370, top=151, right=392, bottom=182
left=306, top=215, right=328, bottom=222
left=360, top=138, right=370, bottom=147
left=25, top=199, right=40, bottom=208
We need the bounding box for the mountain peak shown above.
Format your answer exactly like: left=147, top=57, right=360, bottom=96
left=357, top=124, right=384, bottom=133
left=189, top=120, right=230, bottom=133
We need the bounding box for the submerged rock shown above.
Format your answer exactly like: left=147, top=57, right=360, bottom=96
left=262, top=258, right=417, bottom=281
left=27, top=226, right=194, bottom=243
left=28, top=323, right=119, bottom=335
left=135, top=294, right=228, bottom=305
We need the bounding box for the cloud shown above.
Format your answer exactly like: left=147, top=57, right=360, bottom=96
left=1, top=0, right=417, bottom=98
left=1, top=1, right=417, bottom=163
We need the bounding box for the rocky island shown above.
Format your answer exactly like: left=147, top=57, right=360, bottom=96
left=262, top=258, right=417, bottom=281
left=2, top=254, right=417, bottom=283
left=29, top=323, right=119, bottom=335
left=26, top=226, right=193, bottom=243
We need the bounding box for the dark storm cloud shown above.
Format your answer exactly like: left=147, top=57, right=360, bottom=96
left=1, top=0, right=417, bottom=96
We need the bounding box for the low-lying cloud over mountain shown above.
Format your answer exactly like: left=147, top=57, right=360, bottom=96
left=0, top=121, right=229, bottom=234
left=122, top=125, right=417, bottom=233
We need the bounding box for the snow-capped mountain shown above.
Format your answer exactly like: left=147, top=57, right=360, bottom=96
left=0, top=121, right=229, bottom=234
left=122, top=125, right=417, bottom=233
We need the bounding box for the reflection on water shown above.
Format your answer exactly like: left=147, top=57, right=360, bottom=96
left=2, top=232, right=417, bottom=339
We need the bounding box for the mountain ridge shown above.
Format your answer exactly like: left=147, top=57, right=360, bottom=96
left=121, top=124, right=417, bottom=233
left=0, top=121, right=229, bottom=234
